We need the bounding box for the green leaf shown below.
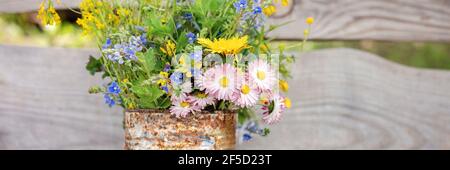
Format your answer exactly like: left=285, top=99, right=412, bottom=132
left=86, top=56, right=103, bottom=76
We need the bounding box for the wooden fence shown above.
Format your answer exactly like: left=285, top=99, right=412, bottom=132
left=0, top=0, right=450, bottom=149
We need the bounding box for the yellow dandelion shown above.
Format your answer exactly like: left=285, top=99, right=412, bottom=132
left=197, top=36, right=249, bottom=55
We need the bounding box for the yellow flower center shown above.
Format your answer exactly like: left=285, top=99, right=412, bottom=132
left=241, top=85, right=251, bottom=95
left=196, top=93, right=207, bottom=99
left=256, top=70, right=266, bottom=80
left=284, top=98, right=292, bottom=108
left=219, top=77, right=229, bottom=88
left=180, top=101, right=190, bottom=108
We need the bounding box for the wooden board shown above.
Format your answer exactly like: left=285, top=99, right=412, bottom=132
left=1, top=0, right=450, bottom=42
left=1, top=45, right=450, bottom=149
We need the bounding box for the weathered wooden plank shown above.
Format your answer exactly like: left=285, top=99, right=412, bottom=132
left=239, top=48, right=450, bottom=149
left=0, top=45, right=123, bottom=149
left=267, top=0, right=450, bottom=42
left=0, top=0, right=82, bottom=13
left=1, top=45, right=450, bottom=149
left=1, top=0, right=450, bottom=42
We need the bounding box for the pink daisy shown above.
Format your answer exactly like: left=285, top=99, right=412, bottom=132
left=233, top=76, right=259, bottom=107
left=248, top=59, right=276, bottom=91
left=201, top=64, right=240, bottom=101
left=189, top=92, right=215, bottom=109
left=261, top=95, right=286, bottom=124
left=170, top=99, right=200, bottom=118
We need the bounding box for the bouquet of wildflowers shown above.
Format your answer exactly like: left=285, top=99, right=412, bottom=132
left=38, top=0, right=313, bottom=141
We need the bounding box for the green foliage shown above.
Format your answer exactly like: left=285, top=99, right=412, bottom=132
left=86, top=56, right=103, bottom=75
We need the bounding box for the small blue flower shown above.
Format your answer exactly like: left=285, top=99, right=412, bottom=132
left=183, top=13, right=193, bottom=21
left=243, top=133, right=252, bottom=141
left=233, top=0, right=248, bottom=12
left=190, top=49, right=202, bottom=62
left=135, top=26, right=146, bottom=32
left=108, top=81, right=121, bottom=95
left=186, top=32, right=197, bottom=44
left=253, top=6, right=262, bottom=14
left=104, top=94, right=115, bottom=107
left=170, top=72, right=184, bottom=85
left=161, top=85, right=169, bottom=93
left=102, top=38, right=112, bottom=50
left=176, top=23, right=182, bottom=30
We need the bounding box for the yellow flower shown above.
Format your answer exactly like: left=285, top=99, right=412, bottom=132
left=263, top=5, right=276, bottom=16
left=281, top=0, right=289, bottom=6
left=36, top=1, right=61, bottom=26
left=279, top=80, right=289, bottom=92
left=306, top=17, right=315, bottom=25
left=197, top=36, right=249, bottom=55
left=160, top=41, right=176, bottom=56
left=284, top=97, right=292, bottom=108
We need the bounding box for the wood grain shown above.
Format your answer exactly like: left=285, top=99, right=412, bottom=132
left=0, top=45, right=123, bottom=149
left=238, top=48, right=450, bottom=149
left=1, top=0, right=450, bottom=42
left=1, top=45, right=450, bottom=149
left=269, top=0, right=450, bottom=42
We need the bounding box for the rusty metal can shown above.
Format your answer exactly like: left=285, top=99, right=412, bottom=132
left=124, top=109, right=236, bottom=150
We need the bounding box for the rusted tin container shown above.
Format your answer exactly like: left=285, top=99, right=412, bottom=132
left=124, top=109, right=236, bottom=150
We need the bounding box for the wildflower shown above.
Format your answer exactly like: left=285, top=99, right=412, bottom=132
left=306, top=17, right=315, bottom=25
left=160, top=40, right=176, bottom=56
left=248, top=59, right=276, bottom=91
left=281, top=0, right=289, bottom=6
left=197, top=36, right=249, bottom=55
left=107, top=81, right=121, bottom=95
left=164, top=63, right=171, bottom=72
left=261, top=95, right=286, bottom=124
left=183, top=13, right=193, bottom=21
left=279, top=80, right=289, bottom=92
left=170, top=72, right=184, bottom=85
left=233, top=83, right=259, bottom=107
left=161, top=85, right=169, bottom=93
left=186, top=32, right=197, bottom=44
left=284, top=97, right=292, bottom=108
left=102, top=38, right=112, bottom=49
left=202, top=64, right=240, bottom=101
left=104, top=94, right=115, bottom=107
left=189, top=92, right=215, bottom=109
left=262, top=5, right=276, bottom=16
left=243, top=133, right=252, bottom=141
left=37, top=1, right=61, bottom=26
left=170, top=99, right=199, bottom=117
left=234, top=0, right=248, bottom=12
left=253, top=6, right=262, bottom=14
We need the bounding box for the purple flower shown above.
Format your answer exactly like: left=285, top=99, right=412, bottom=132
left=161, top=85, right=169, bottom=93
left=186, top=32, right=197, bottom=44
left=164, top=63, right=171, bottom=72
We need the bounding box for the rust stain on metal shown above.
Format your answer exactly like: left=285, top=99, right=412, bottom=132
left=124, top=110, right=236, bottom=150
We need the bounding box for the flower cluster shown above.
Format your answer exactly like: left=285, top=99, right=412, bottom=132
left=38, top=0, right=314, bottom=141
